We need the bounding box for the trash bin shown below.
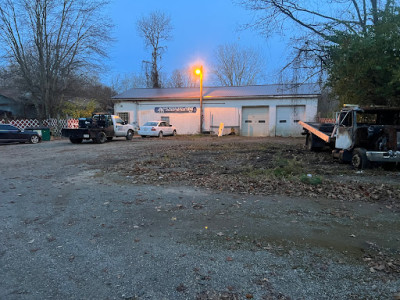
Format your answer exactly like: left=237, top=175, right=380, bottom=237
left=25, top=127, right=51, bottom=141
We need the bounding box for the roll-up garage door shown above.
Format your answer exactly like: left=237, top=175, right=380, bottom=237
left=241, top=106, right=269, bottom=136
left=276, top=105, right=305, bottom=136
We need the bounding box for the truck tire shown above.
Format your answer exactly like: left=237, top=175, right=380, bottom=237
left=307, top=134, right=321, bottom=151
left=70, top=138, right=83, bottom=144
left=95, top=132, right=107, bottom=144
left=172, top=130, right=177, bottom=136
left=158, top=131, right=163, bottom=138
left=126, top=129, right=134, bottom=140
left=351, top=148, right=369, bottom=169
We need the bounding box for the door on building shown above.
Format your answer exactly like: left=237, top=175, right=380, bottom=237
left=275, top=105, right=305, bottom=136
left=241, top=106, right=269, bottom=136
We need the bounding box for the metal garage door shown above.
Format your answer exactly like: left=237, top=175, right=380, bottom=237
left=241, top=106, right=269, bottom=136
left=276, top=105, right=305, bottom=136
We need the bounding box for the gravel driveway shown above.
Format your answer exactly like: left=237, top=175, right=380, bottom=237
left=0, top=137, right=399, bottom=299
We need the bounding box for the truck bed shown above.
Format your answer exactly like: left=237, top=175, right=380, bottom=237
left=62, top=128, right=92, bottom=139
left=298, top=121, right=335, bottom=143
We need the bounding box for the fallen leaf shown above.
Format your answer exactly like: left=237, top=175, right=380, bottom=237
left=176, top=283, right=186, bottom=292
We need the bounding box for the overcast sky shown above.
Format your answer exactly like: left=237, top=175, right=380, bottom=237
left=104, top=0, right=290, bottom=86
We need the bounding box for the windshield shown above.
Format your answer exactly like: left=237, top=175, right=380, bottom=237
left=357, top=111, right=400, bottom=125
left=143, top=122, right=158, bottom=126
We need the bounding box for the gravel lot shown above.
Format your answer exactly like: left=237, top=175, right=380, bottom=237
left=0, top=136, right=399, bottom=299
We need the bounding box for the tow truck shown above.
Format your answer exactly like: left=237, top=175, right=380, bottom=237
left=62, top=114, right=135, bottom=144
left=299, top=105, right=400, bottom=169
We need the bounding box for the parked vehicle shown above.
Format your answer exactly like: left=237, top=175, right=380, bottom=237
left=138, top=121, right=177, bottom=138
left=299, top=105, right=400, bottom=169
left=61, top=114, right=135, bottom=144
left=0, top=124, right=41, bottom=144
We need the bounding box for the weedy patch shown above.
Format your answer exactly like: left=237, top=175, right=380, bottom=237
left=299, top=174, right=323, bottom=185
left=271, top=157, right=303, bottom=178
left=246, top=156, right=304, bottom=179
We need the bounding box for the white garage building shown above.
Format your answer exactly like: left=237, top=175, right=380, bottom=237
left=113, top=83, right=320, bottom=137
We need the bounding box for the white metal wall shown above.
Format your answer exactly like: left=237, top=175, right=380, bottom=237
left=114, top=97, right=318, bottom=136
left=204, top=106, right=240, bottom=135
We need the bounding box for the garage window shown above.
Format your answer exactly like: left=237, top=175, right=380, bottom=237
left=245, top=120, right=252, bottom=123
left=118, top=112, right=129, bottom=123
left=258, top=120, right=266, bottom=123
left=279, top=120, right=287, bottom=123
left=161, top=116, right=170, bottom=125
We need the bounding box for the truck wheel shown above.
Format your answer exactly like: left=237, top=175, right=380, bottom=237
left=352, top=148, right=369, bottom=169
left=96, top=132, right=107, bottom=144
left=70, top=138, right=83, bottom=144
left=172, top=130, right=177, bottom=136
left=158, top=131, right=163, bottom=138
left=307, top=134, right=321, bottom=151
left=126, top=129, right=134, bottom=140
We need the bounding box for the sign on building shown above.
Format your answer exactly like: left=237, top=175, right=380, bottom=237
left=154, top=107, right=197, bottom=113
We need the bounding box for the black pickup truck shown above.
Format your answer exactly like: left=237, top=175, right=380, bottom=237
left=62, top=114, right=135, bottom=144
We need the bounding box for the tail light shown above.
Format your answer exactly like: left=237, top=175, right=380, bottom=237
left=151, top=127, right=156, bottom=131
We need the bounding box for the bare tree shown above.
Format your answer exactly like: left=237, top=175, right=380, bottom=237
left=67, top=75, right=116, bottom=113
left=166, top=68, right=197, bottom=88
left=239, top=0, right=393, bottom=75
left=0, top=0, right=111, bottom=119
left=211, top=43, right=265, bottom=86
left=239, top=0, right=389, bottom=38
left=137, top=11, right=173, bottom=88
left=111, top=73, right=147, bottom=93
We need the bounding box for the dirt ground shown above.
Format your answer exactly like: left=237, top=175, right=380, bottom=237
left=1, top=135, right=399, bottom=299
left=108, top=135, right=400, bottom=211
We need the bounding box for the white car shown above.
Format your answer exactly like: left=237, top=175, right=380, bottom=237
left=138, top=121, right=177, bottom=138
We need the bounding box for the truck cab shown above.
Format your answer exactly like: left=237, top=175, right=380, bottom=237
left=333, top=106, right=400, bottom=168
left=91, top=114, right=132, bottom=138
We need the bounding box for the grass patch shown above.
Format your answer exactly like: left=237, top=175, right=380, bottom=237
left=299, top=174, right=323, bottom=185
left=271, top=157, right=303, bottom=178
left=244, top=157, right=304, bottom=179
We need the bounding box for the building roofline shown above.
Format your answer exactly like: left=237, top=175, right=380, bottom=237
left=113, top=94, right=319, bottom=102
left=112, top=83, right=321, bottom=101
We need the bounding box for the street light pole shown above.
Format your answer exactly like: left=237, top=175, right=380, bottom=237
left=195, top=66, right=203, bottom=133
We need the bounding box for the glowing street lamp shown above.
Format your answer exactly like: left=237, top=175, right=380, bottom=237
left=194, top=66, right=203, bottom=133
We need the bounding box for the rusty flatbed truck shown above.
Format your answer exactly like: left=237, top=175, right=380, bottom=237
left=299, top=106, right=400, bottom=169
